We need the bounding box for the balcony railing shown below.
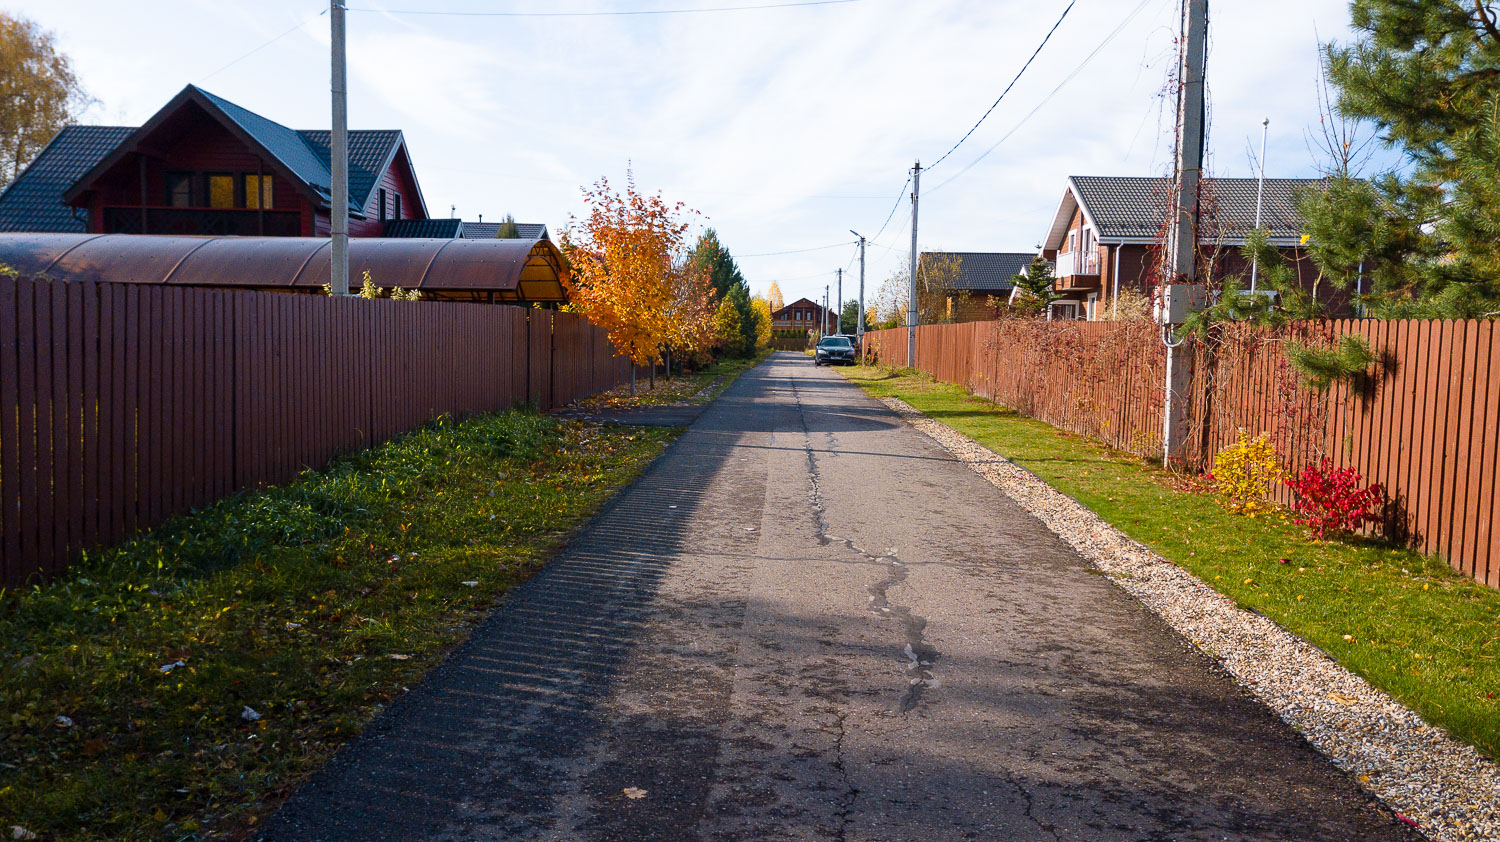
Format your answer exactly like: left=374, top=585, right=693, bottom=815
left=103, top=206, right=302, bottom=237
left=1055, top=249, right=1100, bottom=278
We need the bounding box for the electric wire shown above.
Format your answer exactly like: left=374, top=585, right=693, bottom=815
left=867, top=175, right=910, bottom=244
left=348, top=0, right=862, bottom=17
left=738, top=241, right=854, bottom=258
left=925, top=0, right=1076, bottom=173
left=926, top=0, right=1156, bottom=195
left=200, top=9, right=326, bottom=82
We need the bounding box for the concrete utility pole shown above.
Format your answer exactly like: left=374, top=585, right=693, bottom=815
left=1160, top=0, right=1207, bottom=468
left=836, top=268, right=843, bottom=335
left=824, top=284, right=831, bottom=336
left=850, top=230, right=866, bottom=360
left=329, top=0, right=350, bottom=295
left=908, top=161, right=921, bottom=367
left=1249, top=117, right=1269, bottom=293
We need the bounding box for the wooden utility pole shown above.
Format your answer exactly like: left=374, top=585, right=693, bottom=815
left=1161, top=0, right=1207, bottom=468
left=329, top=0, right=350, bottom=295
left=907, top=161, right=921, bottom=367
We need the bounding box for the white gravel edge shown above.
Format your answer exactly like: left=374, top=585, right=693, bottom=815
left=880, top=396, right=1500, bottom=842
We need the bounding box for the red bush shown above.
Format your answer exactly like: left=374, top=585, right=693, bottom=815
left=1282, top=458, right=1383, bottom=539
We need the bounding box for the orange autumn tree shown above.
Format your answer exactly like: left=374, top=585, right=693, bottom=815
left=663, top=256, right=717, bottom=371
left=560, top=170, right=701, bottom=388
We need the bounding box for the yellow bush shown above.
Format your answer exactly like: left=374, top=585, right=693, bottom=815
left=1211, top=431, right=1282, bottom=514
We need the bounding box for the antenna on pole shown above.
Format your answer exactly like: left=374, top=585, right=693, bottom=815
left=1249, top=117, right=1269, bottom=292
left=329, top=0, right=349, bottom=295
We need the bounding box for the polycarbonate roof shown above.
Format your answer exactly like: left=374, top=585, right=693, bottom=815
left=0, top=233, right=568, bottom=302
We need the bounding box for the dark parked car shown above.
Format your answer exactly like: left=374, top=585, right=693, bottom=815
left=814, top=335, right=855, bottom=366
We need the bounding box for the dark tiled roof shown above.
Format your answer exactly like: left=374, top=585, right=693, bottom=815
left=383, top=218, right=463, bottom=238
left=0, top=126, right=133, bottom=232
left=1071, top=176, right=1325, bottom=240
left=297, top=128, right=403, bottom=213
left=922, top=251, right=1032, bottom=292
left=461, top=221, right=550, bottom=240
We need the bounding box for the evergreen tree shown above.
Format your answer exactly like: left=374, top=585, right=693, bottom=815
left=1010, top=257, right=1061, bottom=314
left=494, top=213, right=520, bottom=238
left=839, top=300, right=868, bottom=334
left=1305, top=1, right=1500, bottom=316
left=689, top=229, right=757, bottom=356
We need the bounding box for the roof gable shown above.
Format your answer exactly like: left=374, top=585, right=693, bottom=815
left=773, top=297, right=823, bottom=318
left=921, top=251, right=1031, bottom=292
left=1046, top=175, right=1330, bottom=248
left=62, top=85, right=406, bottom=216
left=0, top=126, right=133, bottom=232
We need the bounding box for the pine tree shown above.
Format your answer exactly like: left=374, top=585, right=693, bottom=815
left=1010, top=257, right=1060, bottom=315
left=1305, top=1, right=1500, bottom=316
left=494, top=213, right=520, bottom=238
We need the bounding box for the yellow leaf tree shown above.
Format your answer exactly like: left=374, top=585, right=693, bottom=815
left=560, top=170, right=699, bottom=382
left=766, top=281, right=785, bottom=314
left=750, top=295, right=773, bottom=350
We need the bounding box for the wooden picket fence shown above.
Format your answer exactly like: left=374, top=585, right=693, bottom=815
left=865, top=318, right=1500, bottom=587
left=0, top=277, right=641, bottom=585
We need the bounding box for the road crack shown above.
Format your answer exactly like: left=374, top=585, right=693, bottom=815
left=791, top=372, right=940, bottom=714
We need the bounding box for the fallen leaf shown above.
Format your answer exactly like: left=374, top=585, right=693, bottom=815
left=53, top=715, right=74, bottom=729
left=159, top=659, right=186, bottom=674
left=241, top=706, right=262, bottom=722
left=622, top=787, right=648, bottom=800
left=10, top=827, right=37, bottom=841
left=387, top=654, right=412, bottom=660
left=461, top=581, right=479, bottom=587
left=1327, top=691, right=1359, bottom=706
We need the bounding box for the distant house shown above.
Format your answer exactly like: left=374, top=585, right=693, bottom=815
left=1038, top=176, right=1350, bottom=320
left=382, top=220, right=551, bottom=240
left=0, top=84, right=429, bottom=238
left=921, top=251, right=1033, bottom=323
left=771, top=297, right=832, bottom=335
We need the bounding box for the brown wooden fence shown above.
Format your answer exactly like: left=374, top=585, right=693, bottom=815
left=1, top=277, right=641, bottom=585
left=865, top=319, right=1500, bottom=588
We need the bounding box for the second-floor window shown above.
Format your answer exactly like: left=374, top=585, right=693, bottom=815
left=245, top=175, right=273, bottom=209
left=166, top=172, right=193, bottom=207
left=207, top=174, right=235, bottom=209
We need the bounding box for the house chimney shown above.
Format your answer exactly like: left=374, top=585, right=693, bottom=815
left=479, top=214, right=483, bottom=223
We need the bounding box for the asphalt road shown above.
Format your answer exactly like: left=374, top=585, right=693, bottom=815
left=257, top=352, right=1419, bottom=842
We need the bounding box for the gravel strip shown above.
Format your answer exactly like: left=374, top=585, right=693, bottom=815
left=880, top=396, right=1500, bottom=842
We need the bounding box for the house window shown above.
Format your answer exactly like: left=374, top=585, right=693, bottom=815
left=166, top=172, right=194, bottom=207
left=207, top=174, right=235, bottom=209
left=244, top=175, right=273, bottom=209
left=378, top=188, right=387, bottom=220
left=393, top=193, right=401, bottom=219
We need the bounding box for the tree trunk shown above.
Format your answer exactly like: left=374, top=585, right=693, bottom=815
left=630, top=367, right=636, bottom=397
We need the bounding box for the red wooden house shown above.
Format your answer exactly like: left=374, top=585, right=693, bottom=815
left=0, top=85, right=427, bottom=238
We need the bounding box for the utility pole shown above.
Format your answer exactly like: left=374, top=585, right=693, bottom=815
left=329, top=0, right=350, bottom=295
left=1160, top=0, right=1207, bottom=468
left=1249, top=117, right=1269, bottom=292
left=836, top=268, right=843, bottom=335
left=907, top=161, right=921, bottom=367
left=824, top=284, right=831, bottom=336
left=850, top=230, right=866, bottom=361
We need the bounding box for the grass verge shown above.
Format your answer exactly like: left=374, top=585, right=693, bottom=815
left=0, top=409, right=674, bottom=841
left=570, top=352, right=767, bottom=411
left=840, top=364, right=1500, bottom=760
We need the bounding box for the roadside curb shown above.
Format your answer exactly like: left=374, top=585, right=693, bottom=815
left=880, top=396, right=1500, bottom=842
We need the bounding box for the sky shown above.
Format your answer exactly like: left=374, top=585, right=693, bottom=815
left=18, top=0, right=1385, bottom=309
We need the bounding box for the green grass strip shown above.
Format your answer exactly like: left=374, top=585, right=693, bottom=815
left=0, top=409, right=674, bottom=840
left=841, top=364, right=1500, bottom=761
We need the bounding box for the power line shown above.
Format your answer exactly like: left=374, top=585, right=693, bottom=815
left=925, top=0, right=1075, bottom=173
left=927, top=0, right=1156, bottom=195
left=746, top=269, right=837, bottom=283
left=867, top=175, right=910, bottom=244
left=200, top=9, right=326, bottom=82
left=739, top=241, right=854, bottom=258
left=349, top=0, right=862, bottom=17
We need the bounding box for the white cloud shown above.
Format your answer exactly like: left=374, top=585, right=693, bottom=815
left=14, top=0, right=1371, bottom=304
